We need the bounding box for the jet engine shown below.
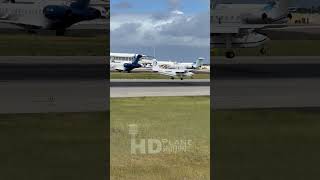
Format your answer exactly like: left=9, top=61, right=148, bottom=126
left=43, top=5, right=71, bottom=20
left=124, top=63, right=141, bottom=70
left=43, top=5, right=101, bottom=21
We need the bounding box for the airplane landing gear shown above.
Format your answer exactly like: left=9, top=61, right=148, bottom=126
left=260, top=47, right=267, bottom=55
left=170, top=77, right=174, bottom=80
left=180, top=78, right=183, bottom=80
left=225, top=51, right=235, bottom=59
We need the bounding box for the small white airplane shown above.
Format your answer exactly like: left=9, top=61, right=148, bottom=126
left=152, top=59, right=193, bottom=80
left=212, top=0, right=293, bottom=58
left=156, top=60, right=176, bottom=67
left=0, top=0, right=102, bottom=35
left=156, top=57, right=204, bottom=69
left=176, top=57, right=204, bottom=69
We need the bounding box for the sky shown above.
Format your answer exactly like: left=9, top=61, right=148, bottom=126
left=110, top=0, right=210, bottom=63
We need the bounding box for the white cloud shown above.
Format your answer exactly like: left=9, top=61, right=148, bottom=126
left=110, top=11, right=209, bottom=48
left=171, top=10, right=184, bottom=15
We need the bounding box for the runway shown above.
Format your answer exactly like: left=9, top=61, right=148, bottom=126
left=213, top=78, right=320, bottom=110
left=110, top=56, right=320, bottom=109
left=0, top=20, right=108, bottom=36
left=111, top=86, right=209, bottom=98
left=110, top=79, right=210, bottom=97
left=213, top=56, right=320, bottom=109
left=1, top=56, right=320, bottom=112
left=111, top=79, right=210, bottom=87
left=0, top=80, right=108, bottom=114
left=0, top=56, right=108, bottom=113
left=0, top=56, right=107, bottom=80
left=214, top=56, right=320, bottom=79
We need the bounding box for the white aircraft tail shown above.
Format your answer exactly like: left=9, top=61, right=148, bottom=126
left=194, top=58, right=204, bottom=68
left=269, top=0, right=289, bottom=13
left=278, top=0, right=289, bottom=13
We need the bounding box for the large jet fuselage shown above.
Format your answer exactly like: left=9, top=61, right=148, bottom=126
left=0, top=2, right=101, bottom=30
left=211, top=1, right=290, bottom=58
left=213, top=1, right=290, bottom=25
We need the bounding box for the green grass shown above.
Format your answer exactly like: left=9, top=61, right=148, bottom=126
left=214, top=110, right=320, bottom=180
left=110, top=72, right=210, bottom=79
left=0, top=35, right=108, bottom=56
left=0, top=112, right=107, bottom=180
left=111, top=96, right=210, bottom=180
left=213, top=40, right=320, bottom=56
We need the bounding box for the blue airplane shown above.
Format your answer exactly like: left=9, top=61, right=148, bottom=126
left=0, top=0, right=102, bottom=35
left=110, top=54, right=143, bottom=73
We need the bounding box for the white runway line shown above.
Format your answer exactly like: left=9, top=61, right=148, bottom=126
left=111, top=86, right=210, bottom=98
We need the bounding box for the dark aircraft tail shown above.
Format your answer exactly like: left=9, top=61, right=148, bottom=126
left=132, top=54, right=143, bottom=65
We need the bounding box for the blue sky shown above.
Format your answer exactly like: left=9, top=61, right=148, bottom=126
left=111, top=0, right=209, bottom=14
left=110, top=0, right=210, bottom=63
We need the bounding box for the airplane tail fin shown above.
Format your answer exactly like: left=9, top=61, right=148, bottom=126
left=70, top=0, right=90, bottom=9
left=152, top=59, right=160, bottom=72
left=194, top=58, right=204, bottom=68
left=270, top=0, right=288, bottom=13
left=278, top=0, right=289, bottom=13
left=132, top=54, right=143, bottom=65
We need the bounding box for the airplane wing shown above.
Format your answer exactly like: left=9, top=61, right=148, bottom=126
left=212, top=25, right=242, bottom=34
left=0, top=19, right=43, bottom=29
left=212, top=23, right=320, bottom=34
left=260, top=24, right=320, bottom=31
left=213, top=23, right=291, bottom=33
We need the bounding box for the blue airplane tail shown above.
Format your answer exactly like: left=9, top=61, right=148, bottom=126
left=132, top=54, right=143, bottom=65
left=123, top=54, right=143, bottom=72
